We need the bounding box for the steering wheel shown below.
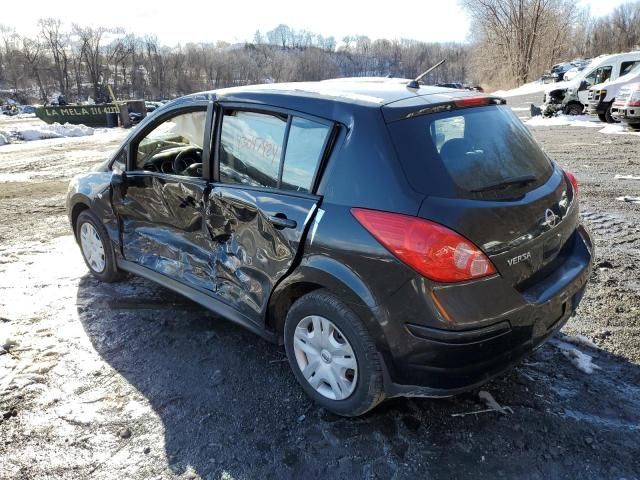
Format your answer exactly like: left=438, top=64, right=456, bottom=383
left=173, top=147, right=203, bottom=175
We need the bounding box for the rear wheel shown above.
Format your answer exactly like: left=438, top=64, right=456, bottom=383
left=284, top=290, right=384, bottom=416
left=76, top=210, right=124, bottom=282
left=598, top=113, right=607, bottom=122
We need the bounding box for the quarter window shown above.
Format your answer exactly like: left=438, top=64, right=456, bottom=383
left=111, top=148, right=126, bottom=171
left=219, top=110, right=287, bottom=188
left=281, top=117, right=330, bottom=193
left=621, top=61, right=639, bottom=76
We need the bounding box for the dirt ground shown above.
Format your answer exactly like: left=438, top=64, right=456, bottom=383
left=1, top=102, right=639, bottom=480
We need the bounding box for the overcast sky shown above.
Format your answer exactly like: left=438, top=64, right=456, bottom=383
left=3, top=0, right=632, bottom=46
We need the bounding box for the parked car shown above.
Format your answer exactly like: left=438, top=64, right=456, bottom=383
left=562, top=61, right=591, bottom=82
left=19, top=105, right=37, bottom=114
left=542, top=62, right=575, bottom=83
left=610, top=82, right=640, bottom=130
left=587, top=62, right=640, bottom=122
left=67, top=79, right=593, bottom=416
left=543, top=51, right=640, bottom=116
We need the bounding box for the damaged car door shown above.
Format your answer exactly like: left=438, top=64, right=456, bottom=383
left=206, top=106, right=332, bottom=322
left=111, top=104, right=217, bottom=291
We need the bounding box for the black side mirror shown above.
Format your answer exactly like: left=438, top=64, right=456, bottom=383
left=579, top=80, right=588, bottom=92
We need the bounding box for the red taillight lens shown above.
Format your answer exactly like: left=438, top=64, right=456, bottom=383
left=351, top=208, right=496, bottom=283
left=564, top=170, right=578, bottom=195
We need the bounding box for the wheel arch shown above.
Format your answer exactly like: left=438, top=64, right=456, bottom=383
left=69, top=196, right=91, bottom=239
left=266, top=256, right=383, bottom=345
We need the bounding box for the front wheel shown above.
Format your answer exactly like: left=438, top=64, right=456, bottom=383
left=76, top=210, right=124, bottom=282
left=604, top=104, right=617, bottom=123
left=564, top=102, right=583, bottom=116
left=284, top=290, right=384, bottom=417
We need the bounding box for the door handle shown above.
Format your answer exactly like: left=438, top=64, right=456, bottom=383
left=268, top=214, right=297, bottom=229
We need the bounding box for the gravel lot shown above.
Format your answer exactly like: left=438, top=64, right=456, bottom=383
left=1, top=100, right=639, bottom=480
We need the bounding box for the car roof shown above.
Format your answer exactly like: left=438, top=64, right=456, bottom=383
left=183, top=78, right=474, bottom=109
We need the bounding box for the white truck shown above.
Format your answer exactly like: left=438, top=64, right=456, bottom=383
left=542, top=52, right=640, bottom=116
left=587, top=62, right=640, bottom=122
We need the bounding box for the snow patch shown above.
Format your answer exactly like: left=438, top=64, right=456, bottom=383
left=552, top=339, right=601, bottom=374
left=18, top=122, right=94, bottom=141
left=615, top=174, right=640, bottom=180
left=0, top=131, right=8, bottom=146
left=598, top=124, right=640, bottom=136
left=563, top=334, right=600, bottom=350
left=493, top=81, right=547, bottom=98
left=616, top=196, right=640, bottom=204
left=525, top=115, right=602, bottom=128
left=563, top=348, right=601, bottom=374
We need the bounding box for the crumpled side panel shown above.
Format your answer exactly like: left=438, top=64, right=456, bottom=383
left=120, top=175, right=216, bottom=292
left=206, top=186, right=318, bottom=321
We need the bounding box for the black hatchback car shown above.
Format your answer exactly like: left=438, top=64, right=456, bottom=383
left=67, top=79, right=593, bottom=416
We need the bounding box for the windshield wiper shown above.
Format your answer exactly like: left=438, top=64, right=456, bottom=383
left=470, top=175, right=537, bottom=193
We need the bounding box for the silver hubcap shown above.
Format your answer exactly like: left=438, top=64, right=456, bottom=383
left=293, top=315, right=358, bottom=400
left=80, top=222, right=106, bottom=273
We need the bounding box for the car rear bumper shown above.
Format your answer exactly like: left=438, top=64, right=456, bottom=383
left=376, top=225, right=594, bottom=398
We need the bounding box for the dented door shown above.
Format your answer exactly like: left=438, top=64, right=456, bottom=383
left=205, top=185, right=318, bottom=322
left=115, top=173, right=216, bottom=292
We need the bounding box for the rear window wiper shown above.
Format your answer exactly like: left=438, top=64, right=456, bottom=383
left=470, top=175, right=537, bottom=193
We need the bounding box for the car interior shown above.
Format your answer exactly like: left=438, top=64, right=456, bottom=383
left=136, top=111, right=206, bottom=177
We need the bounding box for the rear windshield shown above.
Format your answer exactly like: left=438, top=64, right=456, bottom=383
left=387, top=105, right=553, bottom=199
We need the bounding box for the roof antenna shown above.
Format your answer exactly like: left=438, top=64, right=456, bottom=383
left=407, top=59, right=446, bottom=89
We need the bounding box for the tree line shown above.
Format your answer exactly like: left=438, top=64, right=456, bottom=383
left=0, top=21, right=468, bottom=104
left=1, top=1, right=640, bottom=103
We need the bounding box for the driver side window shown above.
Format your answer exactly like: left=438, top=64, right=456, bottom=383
left=133, top=109, right=207, bottom=177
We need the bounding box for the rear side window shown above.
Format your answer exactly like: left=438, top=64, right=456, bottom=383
left=388, top=105, right=553, bottom=199
left=219, top=110, right=287, bottom=188
left=281, top=117, right=330, bottom=193
left=219, top=109, right=330, bottom=193
left=620, top=61, right=639, bottom=76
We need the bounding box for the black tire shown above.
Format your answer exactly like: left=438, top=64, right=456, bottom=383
left=597, top=113, right=607, bottom=123
left=284, top=290, right=384, bottom=417
left=604, top=104, right=617, bottom=123
left=564, top=103, right=583, bottom=116
left=75, top=210, right=124, bottom=282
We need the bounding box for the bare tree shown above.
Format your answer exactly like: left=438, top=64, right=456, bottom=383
left=73, top=25, right=108, bottom=100
left=462, top=0, right=578, bottom=87
left=21, top=36, right=48, bottom=102
left=39, top=18, right=69, bottom=96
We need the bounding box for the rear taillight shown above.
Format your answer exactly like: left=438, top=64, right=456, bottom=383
left=351, top=208, right=496, bottom=283
left=564, top=170, right=578, bottom=195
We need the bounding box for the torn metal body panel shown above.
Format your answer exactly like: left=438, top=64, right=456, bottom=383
left=115, top=173, right=214, bottom=292
left=205, top=186, right=319, bottom=321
